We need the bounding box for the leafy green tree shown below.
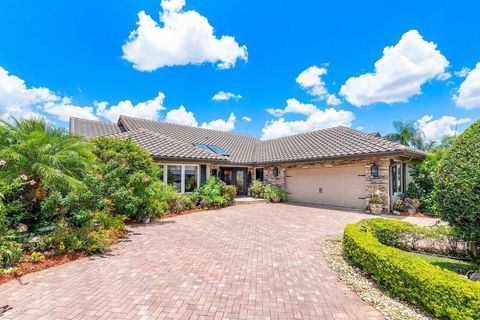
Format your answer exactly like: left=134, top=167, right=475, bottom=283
left=434, top=120, right=480, bottom=259
left=90, top=137, right=165, bottom=220
left=0, top=118, right=95, bottom=195
left=384, top=120, right=425, bottom=149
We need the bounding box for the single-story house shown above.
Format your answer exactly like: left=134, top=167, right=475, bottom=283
left=70, top=115, right=426, bottom=212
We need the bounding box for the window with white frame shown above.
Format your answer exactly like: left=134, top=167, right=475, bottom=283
left=163, top=164, right=199, bottom=193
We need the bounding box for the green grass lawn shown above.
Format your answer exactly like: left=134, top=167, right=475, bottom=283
left=409, top=252, right=479, bottom=275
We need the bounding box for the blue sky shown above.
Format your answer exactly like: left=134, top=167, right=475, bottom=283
left=0, top=0, right=479, bottom=140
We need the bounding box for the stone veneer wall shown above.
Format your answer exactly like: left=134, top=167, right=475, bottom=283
left=263, top=157, right=391, bottom=212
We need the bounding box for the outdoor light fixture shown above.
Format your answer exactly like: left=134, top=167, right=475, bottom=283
left=272, top=167, right=279, bottom=177
left=371, top=163, right=379, bottom=178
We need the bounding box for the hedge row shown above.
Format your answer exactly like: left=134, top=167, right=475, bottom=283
left=343, top=219, right=480, bottom=320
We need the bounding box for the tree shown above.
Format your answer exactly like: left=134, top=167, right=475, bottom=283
left=384, top=120, right=425, bottom=149
left=434, top=119, right=480, bottom=259
left=0, top=118, right=95, bottom=195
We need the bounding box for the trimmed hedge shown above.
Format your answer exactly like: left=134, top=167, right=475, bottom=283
left=434, top=119, right=480, bottom=248
left=343, top=219, right=480, bottom=320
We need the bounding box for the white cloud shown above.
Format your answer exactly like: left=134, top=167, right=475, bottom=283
left=417, top=115, right=471, bottom=141
left=357, top=126, right=365, bottom=131
left=266, top=98, right=318, bottom=117
left=296, top=65, right=341, bottom=105
left=165, top=105, right=236, bottom=131
left=165, top=105, right=198, bottom=127
left=0, top=66, right=97, bottom=122
left=454, top=67, right=471, bottom=78
left=122, top=0, right=248, bottom=71
left=453, top=63, right=480, bottom=109
left=43, top=97, right=97, bottom=121
left=261, top=99, right=355, bottom=140
left=212, top=91, right=242, bottom=101
left=339, top=30, right=449, bottom=107
left=242, top=116, right=252, bottom=122
left=95, top=92, right=166, bottom=122
left=201, top=113, right=236, bottom=131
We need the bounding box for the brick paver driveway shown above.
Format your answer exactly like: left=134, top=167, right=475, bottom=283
left=1, top=203, right=386, bottom=320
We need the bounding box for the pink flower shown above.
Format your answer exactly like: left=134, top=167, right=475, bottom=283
left=20, top=174, right=28, bottom=181
left=0, top=160, right=6, bottom=166
left=142, top=177, right=150, bottom=183
left=29, top=180, right=37, bottom=186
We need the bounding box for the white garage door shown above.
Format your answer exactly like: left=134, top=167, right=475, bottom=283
left=285, top=165, right=366, bottom=209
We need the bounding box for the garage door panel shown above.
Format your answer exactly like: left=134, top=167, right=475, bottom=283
left=286, top=165, right=365, bottom=209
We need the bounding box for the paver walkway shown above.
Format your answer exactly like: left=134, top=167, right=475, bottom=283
left=0, top=203, right=413, bottom=320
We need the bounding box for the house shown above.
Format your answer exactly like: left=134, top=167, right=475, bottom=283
left=70, top=115, right=426, bottom=211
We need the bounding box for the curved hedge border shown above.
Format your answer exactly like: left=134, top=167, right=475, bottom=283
left=343, top=219, right=480, bottom=320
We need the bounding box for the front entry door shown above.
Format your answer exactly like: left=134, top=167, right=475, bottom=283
left=220, top=168, right=247, bottom=195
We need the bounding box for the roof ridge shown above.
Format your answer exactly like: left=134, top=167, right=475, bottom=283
left=119, top=115, right=260, bottom=140
left=260, top=125, right=345, bottom=142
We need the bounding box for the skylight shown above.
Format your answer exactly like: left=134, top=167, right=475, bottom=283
left=193, top=144, right=230, bottom=156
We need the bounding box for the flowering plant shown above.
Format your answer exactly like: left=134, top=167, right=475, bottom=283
left=404, top=198, right=421, bottom=211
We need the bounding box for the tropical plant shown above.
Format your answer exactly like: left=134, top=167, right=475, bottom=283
left=249, top=180, right=264, bottom=198
left=384, top=120, right=425, bottom=149
left=264, top=184, right=287, bottom=202
left=0, top=118, right=95, bottom=195
left=434, top=119, right=480, bottom=260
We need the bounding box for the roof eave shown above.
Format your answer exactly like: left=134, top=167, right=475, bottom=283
left=253, top=150, right=426, bottom=165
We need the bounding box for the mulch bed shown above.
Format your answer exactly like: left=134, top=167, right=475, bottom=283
left=0, top=252, right=82, bottom=285
left=398, top=212, right=438, bottom=218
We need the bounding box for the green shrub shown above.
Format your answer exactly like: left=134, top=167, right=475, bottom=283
left=194, top=177, right=227, bottom=208
left=343, top=219, right=480, bottom=319
left=221, top=185, right=237, bottom=205
left=264, top=184, right=287, bottom=202
left=249, top=180, right=264, bottom=198
left=90, top=137, right=165, bottom=221
left=0, top=231, right=22, bottom=269
left=434, top=119, right=480, bottom=258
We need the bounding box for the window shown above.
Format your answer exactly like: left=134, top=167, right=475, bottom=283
left=163, top=164, right=199, bottom=193
left=255, top=168, right=264, bottom=181
left=184, top=165, right=198, bottom=193
left=193, top=144, right=230, bottom=156
left=166, top=165, right=182, bottom=193
left=391, top=162, right=405, bottom=194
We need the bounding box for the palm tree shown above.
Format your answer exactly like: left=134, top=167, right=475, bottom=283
left=384, top=120, right=425, bottom=149
left=0, top=118, right=95, bottom=196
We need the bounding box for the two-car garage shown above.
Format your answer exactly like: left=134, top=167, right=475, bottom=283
left=285, top=164, right=366, bottom=209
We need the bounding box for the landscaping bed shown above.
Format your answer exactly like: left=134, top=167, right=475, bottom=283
left=0, top=252, right=82, bottom=285
left=322, top=237, right=430, bottom=320
left=343, top=218, right=480, bottom=320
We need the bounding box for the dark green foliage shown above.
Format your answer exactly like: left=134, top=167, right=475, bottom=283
left=90, top=137, right=166, bottom=220
left=343, top=219, right=480, bottom=319
left=434, top=120, right=480, bottom=258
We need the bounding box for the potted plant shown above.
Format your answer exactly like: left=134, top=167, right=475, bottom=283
left=404, top=198, right=420, bottom=214
left=392, top=198, right=408, bottom=215
left=368, top=190, right=386, bottom=215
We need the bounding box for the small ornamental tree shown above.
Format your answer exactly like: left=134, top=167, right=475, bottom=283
left=434, top=119, right=480, bottom=259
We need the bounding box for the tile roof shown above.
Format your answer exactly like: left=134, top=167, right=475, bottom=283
left=254, top=126, right=425, bottom=163
left=105, top=129, right=228, bottom=161
left=70, top=116, right=426, bottom=164
left=118, top=115, right=258, bottom=163
left=69, top=117, right=124, bottom=139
